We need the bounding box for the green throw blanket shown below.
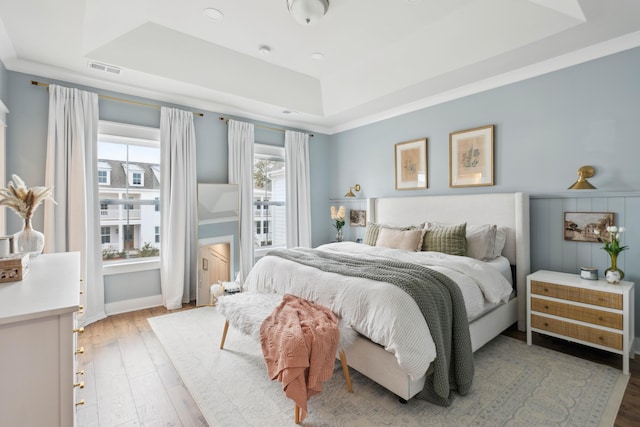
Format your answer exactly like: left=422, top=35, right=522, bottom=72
left=267, top=248, right=474, bottom=406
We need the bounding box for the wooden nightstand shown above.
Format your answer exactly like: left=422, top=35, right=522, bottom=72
left=527, top=270, right=635, bottom=374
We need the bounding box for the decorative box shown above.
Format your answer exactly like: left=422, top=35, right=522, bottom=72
left=0, top=253, right=30, bottom=283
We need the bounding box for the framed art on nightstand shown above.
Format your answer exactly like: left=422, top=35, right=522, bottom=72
left=350, top=209, right=366, bottom=227
left=395, top=138, right=427, bottom=190
left=449, top=125, right=494, bottom=188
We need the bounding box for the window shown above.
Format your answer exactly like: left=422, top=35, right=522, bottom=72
left=253, top=144, right=285, bottom=255
left=98, top=121, right=161, bottom=264
left=101, top=227, right=111, bottom=244
left=154, top=197, right=160, bottom=212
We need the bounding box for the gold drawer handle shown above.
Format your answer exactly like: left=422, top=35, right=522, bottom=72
left=74, top=381, right=85, bottom=389
left=75, top=399, right=85, bottom=407
left=76, top=370, right=84, bottom=376
left=73, top=327, right=84, bottom=334
left=75, top=347, right=85, bottom=355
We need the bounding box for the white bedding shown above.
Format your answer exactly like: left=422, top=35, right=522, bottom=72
left=244, top=242, right=514, bottom=380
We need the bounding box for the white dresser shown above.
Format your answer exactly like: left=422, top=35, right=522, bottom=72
left=0, top=252, right=81, bottom=427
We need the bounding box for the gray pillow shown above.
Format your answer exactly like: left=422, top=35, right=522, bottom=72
left=422, top=223, right=467, bottom=256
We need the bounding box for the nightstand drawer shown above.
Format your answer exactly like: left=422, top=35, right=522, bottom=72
left=531, top=314, right=622, bottom=350
left=531, top=280, right=622, bottom=309
left=530, top=297, right=623, bottom=329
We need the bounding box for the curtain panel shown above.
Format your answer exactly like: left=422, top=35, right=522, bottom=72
left=285, top=130, right=311, bottom=248
left=44, top=84, right=105, bottom=326
left=160, top=107, right=198, bottom=309
left=227, top=119, right=255, bottom=284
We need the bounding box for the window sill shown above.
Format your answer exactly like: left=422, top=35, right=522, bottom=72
left=103, top=258, right=160, bottom=276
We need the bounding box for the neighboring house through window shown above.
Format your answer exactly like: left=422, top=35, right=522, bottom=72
left=253, top=143, right=286, bottom=260
left=97, top=121, right=161, bottom=264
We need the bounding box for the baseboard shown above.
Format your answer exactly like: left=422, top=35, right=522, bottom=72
left=105, top=295, right=163, bottom=316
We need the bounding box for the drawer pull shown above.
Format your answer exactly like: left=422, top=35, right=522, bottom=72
left=75, top=399, right=85, bottom=407
left=598, top=316, right=604, bottom=321
left=544, top=305, right=549, bottom=309
left=598, top=336, right=604, bottom=341
left=76, top=370, right=84, bottom=376
left=544, top=322, right=549, bottom=327
left=544, top=288, right=549, bottom=292
left=75, top=347, right=85, bottom=355
left=74, top=381, right=85, bottom=389
left=73, top=327, right=84, bottom=334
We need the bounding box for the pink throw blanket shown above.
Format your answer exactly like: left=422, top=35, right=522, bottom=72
left=260, top=294, right=339, bottom=422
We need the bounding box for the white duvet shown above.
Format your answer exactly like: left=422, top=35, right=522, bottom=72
left=243, top=242, right=513, bottom=380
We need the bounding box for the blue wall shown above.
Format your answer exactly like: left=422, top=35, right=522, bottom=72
left=2, top=71, right=330, bottom=304
left=3, top=46, right=640, bottom=332
left=329, top=46, right=640, bottom=334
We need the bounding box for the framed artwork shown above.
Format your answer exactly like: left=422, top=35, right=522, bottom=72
left=350, top=209, right=366, bottom=227
left=449, top=125, right=494, bottom=188
left=564, top=212, right=614, bottom=242
left=395, top=138, right=427, bottom=190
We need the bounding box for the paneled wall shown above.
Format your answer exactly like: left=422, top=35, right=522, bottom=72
left=531, top=193, right=640, bottom=332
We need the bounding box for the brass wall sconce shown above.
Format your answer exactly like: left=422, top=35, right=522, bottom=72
left=568, top=166, right=596, bottom=190
left=345, top=184, right=361, bottom=198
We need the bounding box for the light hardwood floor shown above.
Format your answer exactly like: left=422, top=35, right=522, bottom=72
left=76, top=305, right=640, bottom=426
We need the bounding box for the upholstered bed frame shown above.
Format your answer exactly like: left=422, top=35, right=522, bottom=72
left=340, top=192, right=530, bottom=401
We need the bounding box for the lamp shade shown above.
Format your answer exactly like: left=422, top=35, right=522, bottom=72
left=568, top=166, right=596, bottom=190
left=287, top=0, right=329, bottom=25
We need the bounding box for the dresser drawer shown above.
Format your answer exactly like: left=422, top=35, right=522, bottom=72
left=530, top=297, right=623, bottom=329
left=531, top=314, right=622, bottom=350
left=531, top=280, right=622, bottom=309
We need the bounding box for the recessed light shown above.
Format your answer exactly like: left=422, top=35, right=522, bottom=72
left=203, top=8, right=224, bottom=22
left=258, top=45, right=272, bottom=56
left=310, top=52, right=324, bottom=60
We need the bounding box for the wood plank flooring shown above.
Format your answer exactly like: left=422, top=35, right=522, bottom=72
left=76, top=305, right=640, bottom=426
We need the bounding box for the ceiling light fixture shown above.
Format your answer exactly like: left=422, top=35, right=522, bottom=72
left=258, top=45, right=272, bottom=56
left=203, top=8, right=224, bottom=22
left=287, top=0, right=329, bottom=25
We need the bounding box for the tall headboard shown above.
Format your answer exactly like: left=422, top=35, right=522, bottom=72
left=367, top=192, right=530, bottom=330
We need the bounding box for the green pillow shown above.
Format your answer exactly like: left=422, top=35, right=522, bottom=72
left=363, top=222, right=423, bottom=246
left=422, top=223, right=467, bottom=256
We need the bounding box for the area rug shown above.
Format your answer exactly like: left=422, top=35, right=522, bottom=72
left=148, top=307, right=628, bottom=426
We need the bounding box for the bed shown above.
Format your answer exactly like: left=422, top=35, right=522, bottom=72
left=244, top=192, right=530, bottom=402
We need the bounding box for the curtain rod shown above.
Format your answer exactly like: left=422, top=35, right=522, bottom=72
left=30, top=80, right=204, bottom=117
left=218, top=116, right=314, bottom=138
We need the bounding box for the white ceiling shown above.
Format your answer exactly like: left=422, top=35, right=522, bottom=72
left=0, top=0, right=639, bottom=135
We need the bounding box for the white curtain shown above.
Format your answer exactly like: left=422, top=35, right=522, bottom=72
left=44, top=84, right=105, bottom=326
left=160, top=107, right=198, bottom=309
left=228, top=119, right=254, bottom=284
left=285, top=130, right=312, bottom=248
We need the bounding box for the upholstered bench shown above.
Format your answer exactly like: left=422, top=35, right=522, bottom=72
left=217, top=292, right=355, bottom=424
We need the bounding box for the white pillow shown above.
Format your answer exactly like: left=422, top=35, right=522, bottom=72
left=466, top=224, right=497, bottom=261
left=493, top=226, right=508, bottom=258
left=375, top=227, right=424, bottom=251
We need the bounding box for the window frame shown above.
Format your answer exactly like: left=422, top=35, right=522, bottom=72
left=98, top=121, right=161, bottom=274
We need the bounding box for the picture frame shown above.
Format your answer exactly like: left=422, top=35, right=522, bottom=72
left=449, top=125, right=494, bottom=188
left=395, top=138, right=427, bottom=190
left=564, top=212, right=614, bottom=242
left=350, top=209, right=366, bottom=227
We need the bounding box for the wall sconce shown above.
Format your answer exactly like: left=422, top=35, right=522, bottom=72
left=568, top=166, right=596, bottom=190
left=345, top=184, right=361, bottom=198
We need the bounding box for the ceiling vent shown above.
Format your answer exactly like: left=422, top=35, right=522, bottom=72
left=88, top=61, right=122, bottom=75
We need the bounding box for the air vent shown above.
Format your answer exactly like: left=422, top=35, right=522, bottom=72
left=88, top=61, right=121, bottom=75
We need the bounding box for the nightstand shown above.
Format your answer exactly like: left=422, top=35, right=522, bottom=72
left=526, top=270, right=635, bottom=374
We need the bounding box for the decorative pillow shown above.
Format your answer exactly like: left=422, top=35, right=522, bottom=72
left=363, top=222, right=423, bottom=246
left=422, top=223, right=467, bottom=256
left=375, top=228, right=424, bottom=251
left=493, top=226, right=509, bottom=258
left=465, top=224, right=497, bottom=261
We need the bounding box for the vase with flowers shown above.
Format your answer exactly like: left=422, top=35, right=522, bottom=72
left=594, top=226, right=628, bottom=284
left=0, top=175, right=56, bottom=256
left=330, top=205, right=346, bottom=242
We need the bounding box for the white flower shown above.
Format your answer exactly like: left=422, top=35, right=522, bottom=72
left=607, top=226, right=618, bottom=233
left=619, top=226, right=626, bottom=233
